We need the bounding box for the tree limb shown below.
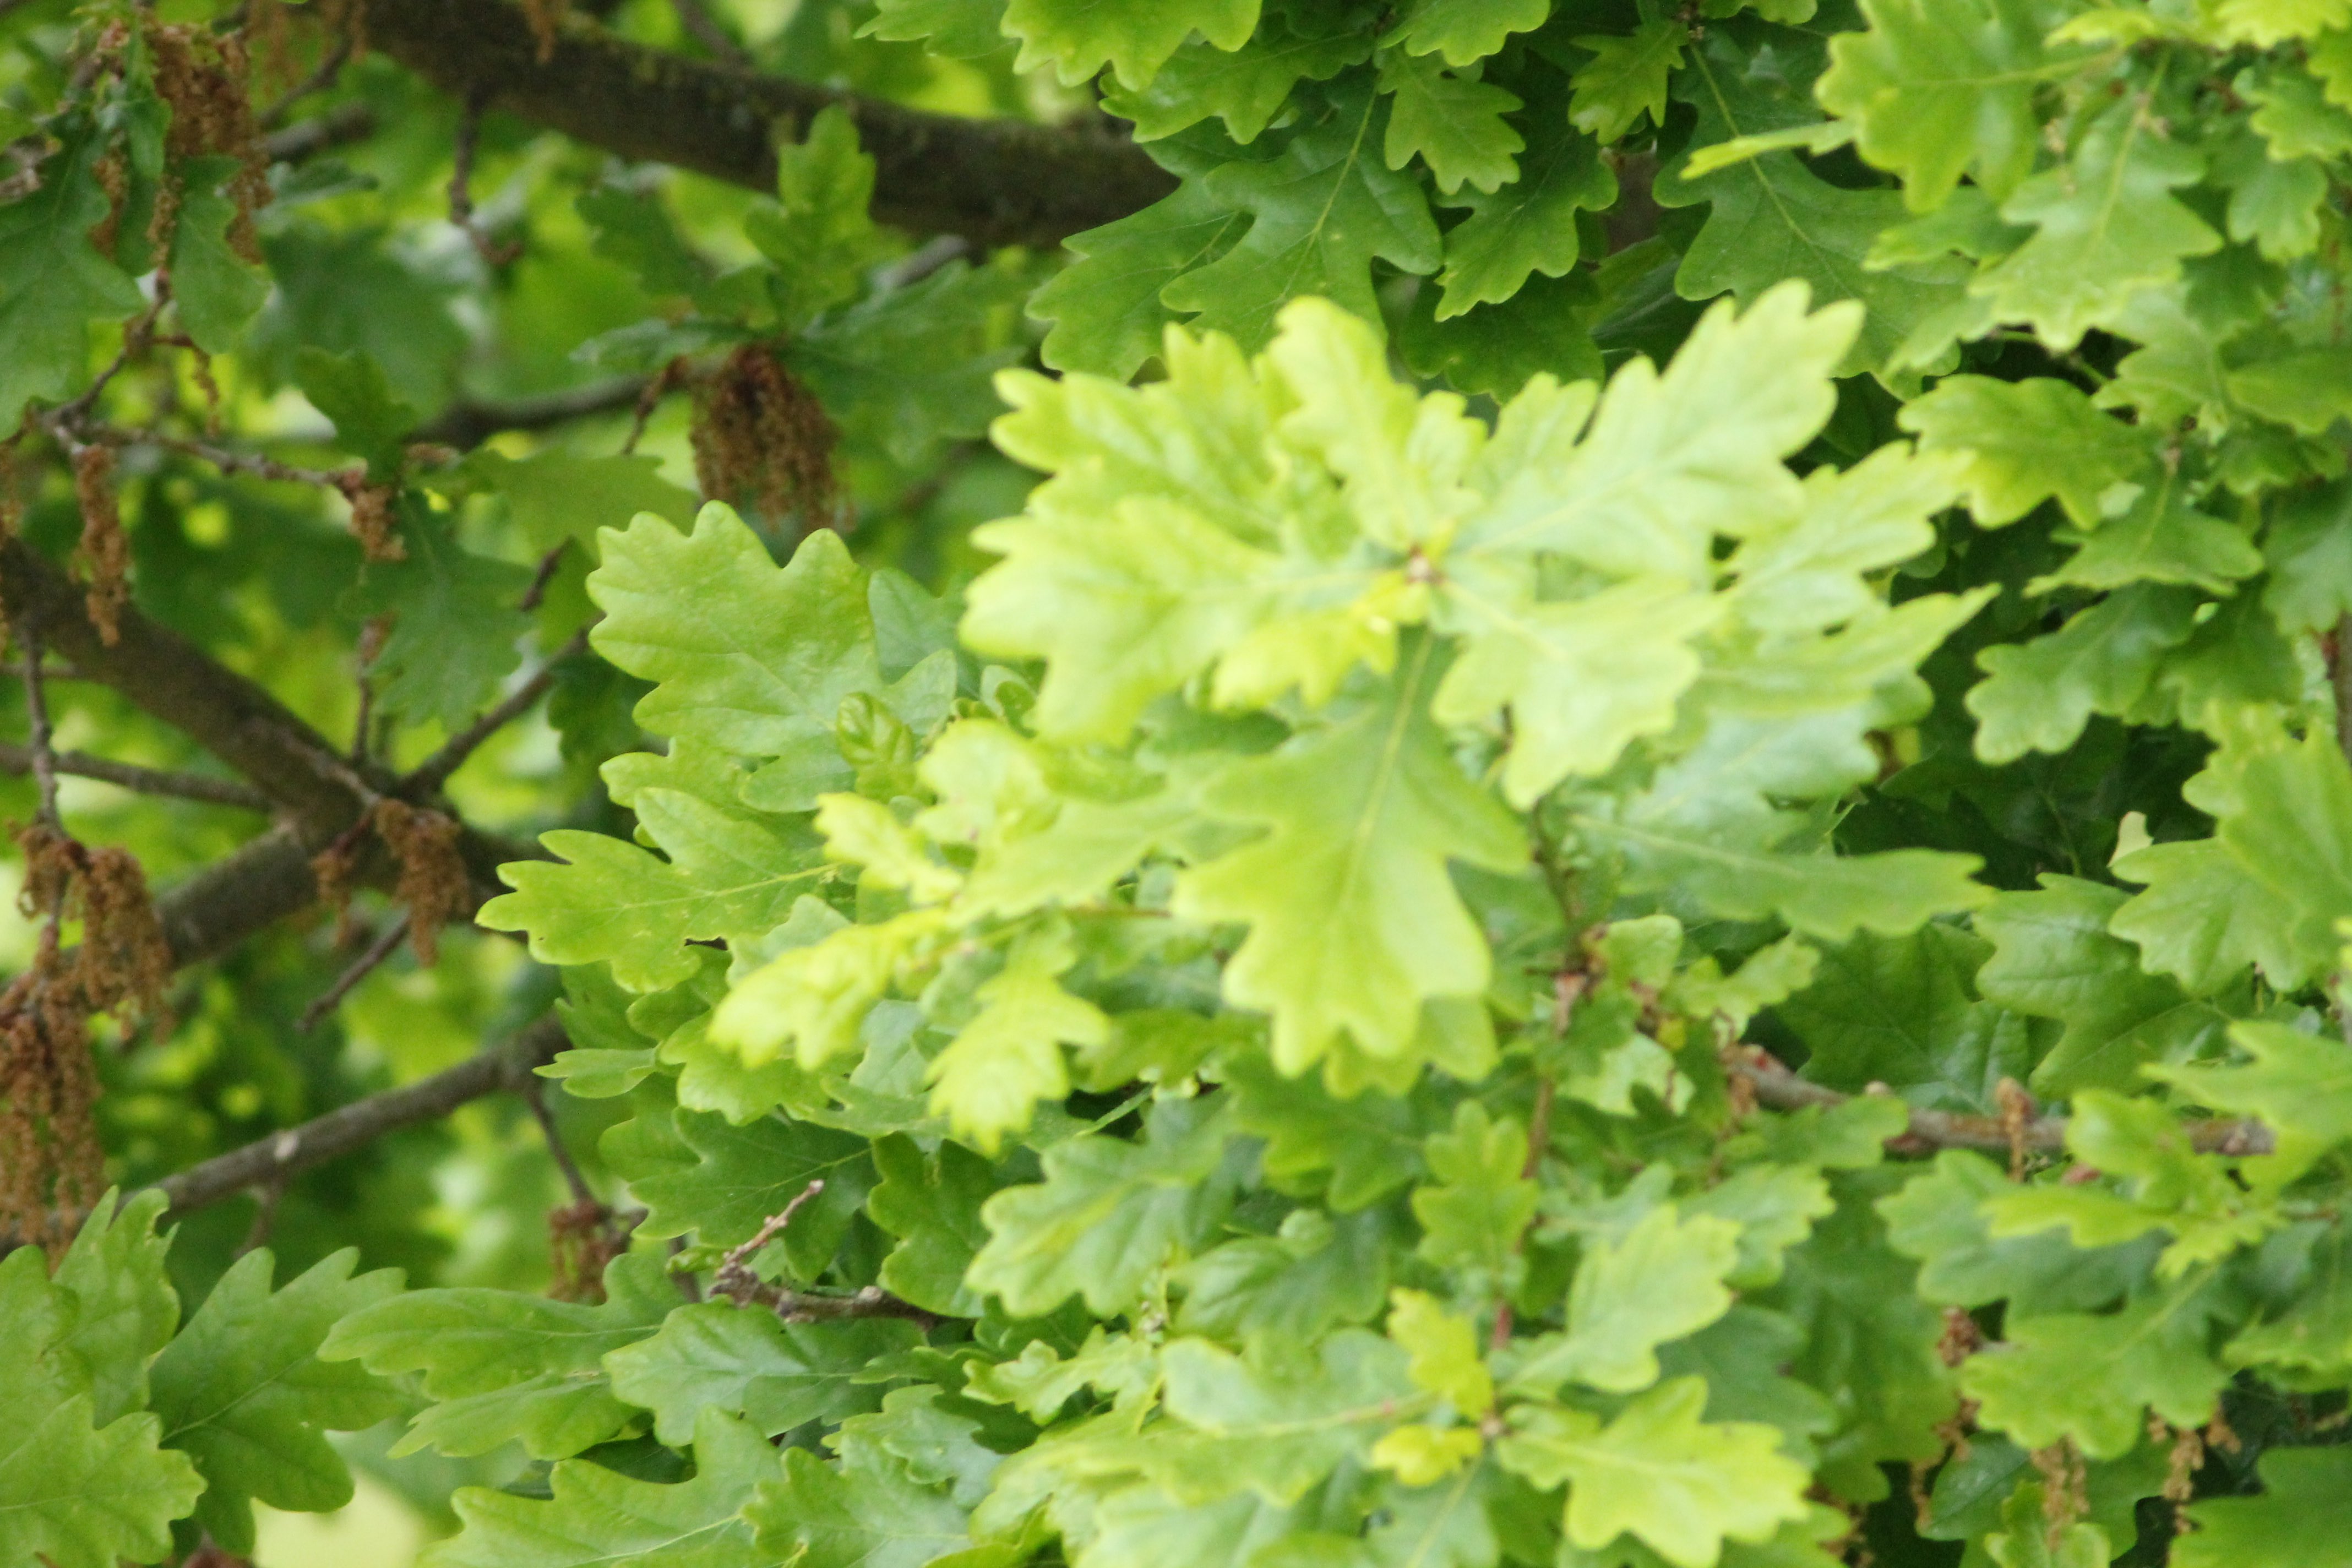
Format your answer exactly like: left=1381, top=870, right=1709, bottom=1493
left=1733, top=1049, right=2274, bottom=1158
left=361, top=0, right=1174, bottom=247
left=0, top=536, right=546, bottom=968
left=0, top=741, right=273, bottom=810
left=156, top=1016, right=568, bottom=1222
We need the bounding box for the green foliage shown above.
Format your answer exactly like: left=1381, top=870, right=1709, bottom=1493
left=18, top=0, right=2352, bottom=1561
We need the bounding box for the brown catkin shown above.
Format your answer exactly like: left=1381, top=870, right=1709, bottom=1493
left=372, top=799, right=467, bottom=965
left=519, top=0, right=568, bottom=61
left=690, top=344, right=843, bottom=535
left=340, top=477, right=405, bottom=562
left=145, top=21, right=271, bottom=262
left=88, top=147, right=128, bottom=260
left=72, top=445, right=129, bottom=646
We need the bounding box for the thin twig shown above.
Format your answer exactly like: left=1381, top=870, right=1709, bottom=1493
left=518, top=545, right=568, bottom=613
left=235, top=1179, right=283, bottom=1257
left=402, top=627, right=589, bottom=792
left=262, top=102, right=378, bottom=164
left=712, top=1179, right=827, bottom=1303
left=668, top=0, right=749, bottom=64
left=521, top=1071, right=600, bottom=1209
left=448, top=88, right=522, bottom=265
left=259, top=25, right=356, bottom=128
left=1731, top=1049, right=2274, bottom=1158
left=297, top=916, right=412, bottom=1031
left=17, top=614, right=63, bottom=833
left=410, top=376, right=647, bottom=450
left=0, top=742, right=273, bottom=809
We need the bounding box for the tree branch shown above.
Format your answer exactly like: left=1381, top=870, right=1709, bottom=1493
left=1732, top=1049, right=2274, bottom=1158
left=0, top=742, right=273, bottom=810
left=155, top=1016, right=568, bottom=1222
left=410, top=377, right=649, bottom=450
left=0, top=535, right=546, bottom=968
left=361, top=0, right=1173, bottom=247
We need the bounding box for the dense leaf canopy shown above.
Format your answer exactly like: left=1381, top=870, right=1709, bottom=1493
left=4, top=0, right=2352, bottom=1565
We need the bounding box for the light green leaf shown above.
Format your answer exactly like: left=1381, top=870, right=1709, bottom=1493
left=1498, top=1379, right=1813, bottom=1568
left=1460, top=282, right=1855, bottom=575
left=1032, top=181, right=1250, bottom=379
left=480, top=793, right=826, bottom=993
left=52, top=1189, right=177, bottom=1425
left=1434, top=575, right=1722, bottom=807
left=1175, top=658, right=1526, bottom=1072
left=1817, top=0, right=2087, bottom=211
left=1003, top=0, right=1260, bottom=88
left=1966, top=586, right=2200, bottom=763
left=970, top=1097, right=1238, bottom=1316
left=1959, top=1277, right=2230, bottom=1458
left=1970, top=102, right=2222, bottom=352
left=2028, top=476, right=2262, bottom=597
left=1897, top=374, right=2153, bottom=527
left=1390, top=0, right=1550, bottom=64
left=2176, top=1446, right=2352, bottom=1568
left=1510, top=1205, right=1743, bottom=1395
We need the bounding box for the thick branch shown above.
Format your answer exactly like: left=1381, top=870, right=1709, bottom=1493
left=0, top=741, right=272, bottom=810
left=361, top=0, right=1173, bottom=247
left=157, top=1017, right=567, bottom=1221
left=0, top=537, right=544, bottom=967
left=1734, top=1050, right=2274, bottom=1158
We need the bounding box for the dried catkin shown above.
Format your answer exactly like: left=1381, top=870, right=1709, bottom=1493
left=72, top=445, right=129, bottom=645
left=690, top=344, right=842, bottom=535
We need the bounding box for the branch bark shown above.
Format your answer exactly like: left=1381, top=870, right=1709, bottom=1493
left=1733, top=1049, right=2274, bottom=1158
left=156, top=1016, right=568, bottom=1222
left=361, top=0, right=1174, bottom=247
left=0, top=741, right=272, bottom=810
left=0, top=536, right=545, bottom=968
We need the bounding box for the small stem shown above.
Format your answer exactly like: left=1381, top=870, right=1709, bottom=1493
left=402, top=627, right=589, bottom=792
left=2332, top=614, right=2352, bottom=773
left=521, top=1072, right=600, bottom=1210
left=17, top=613, right=63, bottom=834
left=1491, top=1075, right=1556, bottom=1351
left=0, top=743, right=271, bottom=810
left=297, top=916, right=412, bottom=1032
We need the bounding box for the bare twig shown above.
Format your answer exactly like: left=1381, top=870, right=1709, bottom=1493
left=259, top=24, right=356, bottom=128
left=150, top=1017, right=569, bottom=1222
left=448, top=88, right=522, bottom=265
left=1731, top=1049, right=2274, bottom=1158
left=297, top=915, right=412, bottom=1032
left=403, top=627, right=590, bottom=792
left=518, top=545, right=568, bottom=614
left=17, top=613, right=64, bottom=834
left=410, top=376, right=647, bottom=450
left=712, top=1179, right=827, bottom=1303
left=0, top=743, right=273, bottom=810
left=261, top=102, right=378, bottom=164
left=873, top=235, right=969, bottom=292
left=668, top=0, right=749, bottom=65
left=521, top=1071, right=600, bottom=1209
